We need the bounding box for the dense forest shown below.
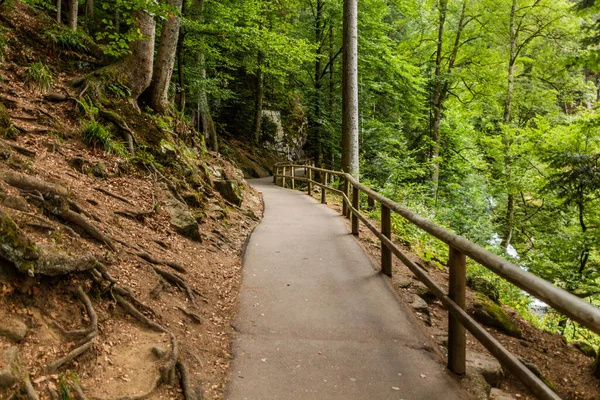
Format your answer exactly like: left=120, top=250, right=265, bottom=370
left=5, top=0, right=600, bottom=344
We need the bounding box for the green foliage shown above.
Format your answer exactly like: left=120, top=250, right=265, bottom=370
left=81, top=120, right=126, bottom=156
left=0, top=27, right=8, bottom=62
left=45, top=27, right=90, bottom=52
left=22, top=0, right=55, bottom=11
left=23, top=61, right=53, bottom=92
left=106, top=82, right=131, bottom=98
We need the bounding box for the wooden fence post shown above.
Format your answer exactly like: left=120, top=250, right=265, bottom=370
left=381, top=204, right=392, bottom=276
left=352, top=186, right=359, bottom=235
left=368, top=196, right=375, bottom=210
left=321, top=173, right=327, bottom=204
left=448, top=247, right=467, bottom=375
left=343, top=177, right=349, bottom=217
left=291, top=166, right=295, bottom=190
left=273, top=166, right=277, bottom=184
left=307, top=168, right=312, bottom=195
left=282, top=166, right=286, bottom=188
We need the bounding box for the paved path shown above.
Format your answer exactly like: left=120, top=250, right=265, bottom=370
left=226, top=178, right=468, bottom=400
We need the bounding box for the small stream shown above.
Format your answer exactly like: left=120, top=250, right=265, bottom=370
left=489, top=234, right=550, bottom=316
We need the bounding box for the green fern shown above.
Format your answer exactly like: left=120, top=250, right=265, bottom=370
left=81, top=120, right=127, bottom=157
left=23, top=61, right=54, bottom=92
left=45, top=27, right=89, bottom=52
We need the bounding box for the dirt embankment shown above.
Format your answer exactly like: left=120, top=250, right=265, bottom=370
left=0, top=3, right=269, bottom=399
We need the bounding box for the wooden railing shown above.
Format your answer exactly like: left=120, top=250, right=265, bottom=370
left=273, top=162, right=600, bottom=400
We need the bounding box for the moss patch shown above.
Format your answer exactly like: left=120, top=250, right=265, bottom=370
left=0, top=207, right=39, bottom=273
left=0, top=102, right=11, bottom=138
left=472, top=294, right=522, bottom=338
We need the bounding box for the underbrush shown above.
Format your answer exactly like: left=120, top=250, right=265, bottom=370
left=23, top=61, right=53, bottom=92
left=45, top=26, right=90, bottom=52
left=81, top=120, right=127, bottom=156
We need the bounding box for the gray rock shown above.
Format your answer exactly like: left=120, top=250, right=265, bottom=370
left=396, top=276, right=413, bottom=289
left=410, top=294, right=430, bottom=315
left=412, top=281, right=435, bottom=303
left=214, top=180, right=243, bottom=207
left=466, top=352, right=504, bottom=388
left=489, top=388, right=514, bottom=399
left=2, top=196, right=28, bottom=212
left=471, top=294, right=522, bottom=339
left=468, top=276, right=500, bottom=303
left=164, top=196, right=200, bottom=241
left=0, top=346, right=20, bottom=388
left=0, top=315, right=27, bottom=342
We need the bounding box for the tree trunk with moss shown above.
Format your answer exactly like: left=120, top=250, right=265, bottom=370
left=124, top=10, right=156, bottom=102
left=68, top=0, right=78, bottom=31
left=146, top=0, right=184, bottom=113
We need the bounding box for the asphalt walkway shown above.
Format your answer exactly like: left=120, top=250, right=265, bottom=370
left=226, top=177, right=468, bottom=399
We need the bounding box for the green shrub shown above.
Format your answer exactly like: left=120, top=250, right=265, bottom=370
left=45, top=27, right=89, bottom=52
left=81, top=120, right=126, bottom=156
left=0, top=28, right=8, bottom=62
left=23, top=61, right=53, bottom=92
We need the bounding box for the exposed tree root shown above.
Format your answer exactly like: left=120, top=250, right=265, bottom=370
left=47, top=286, right=97, bottom=373
left=2, top=170, right=68, bottom=197
left=52, top=207, right=115, bottom=251
left=1, top=139, right=36, bottom=157
left=44, top=93, right=70, bottom=102
left=115, top=209, right=154, bottom=221
left=2, top=171, right=115, bottom=250
left=91, top=376, right=161, bottom=400
left=24, top=375, right=40, bottom=400
left=53, top=286, right=98, bottom=341
left=136, top=251, right=186, bottom=273
left=98, top=109, right=135, bottom=155
left=114, top=293, right=179, bottom=383
left=94, top=187, right=135, bottom=206
left=46, top=337, right=94, bottom=374
left=48, top=387, right=59, bottom=400
left=177, top=360, right=199, bottom=400
left=152, top=267, right=196, bottom=307
left=176, top=306, right=202, bottom=324
left=148, top=164, right=188, bottom=206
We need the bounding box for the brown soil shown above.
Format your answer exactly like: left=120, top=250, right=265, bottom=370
left=311, top=188, right=600, bottom=400
left=0, top=3, right=270, bottom=399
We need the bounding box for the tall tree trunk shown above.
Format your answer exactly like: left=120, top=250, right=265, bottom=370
left=176, top=32, right=185, bottom=112
left=253, top=52, right=264, bottom=144
left=125, top=11, right=156, bottom=102
left=431, top=0, right=447, bottom=187
left=147, top=0, right=184, bottom=114
left=313, top=0, right=324, bottom=163
left=500, top=0, right=518, bottom=249
left=175, top=0, right=186, bottom=112
left=199, top=52, right=217, bottom=152
left=341, top=0, right=359, bottom=176
left=329, top=23, right=335, bottom=119
left=85, top=0, right=94, bottom=31
left=192, top=0, right=218, bottom=152
left=114, top=8, right=120, bottom=32
left=577, top=195, right=589, bottom=275
left=56, top=0, right=62, bottom=23
left=68, top=0, right=78, bottom=31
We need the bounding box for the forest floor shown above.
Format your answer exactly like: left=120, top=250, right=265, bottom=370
left=309, top=188, right=600, bottom=400
left=0, top=3, right=276, bottom=399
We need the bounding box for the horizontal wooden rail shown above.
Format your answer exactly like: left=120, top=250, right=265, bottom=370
left=272, top=163, right=600, bottom=400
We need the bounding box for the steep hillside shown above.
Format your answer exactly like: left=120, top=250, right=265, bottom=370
left=0, top=3, right=270, bottom=400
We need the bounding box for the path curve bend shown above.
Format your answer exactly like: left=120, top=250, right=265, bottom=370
left=226, top=177, right=469, bottom=400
